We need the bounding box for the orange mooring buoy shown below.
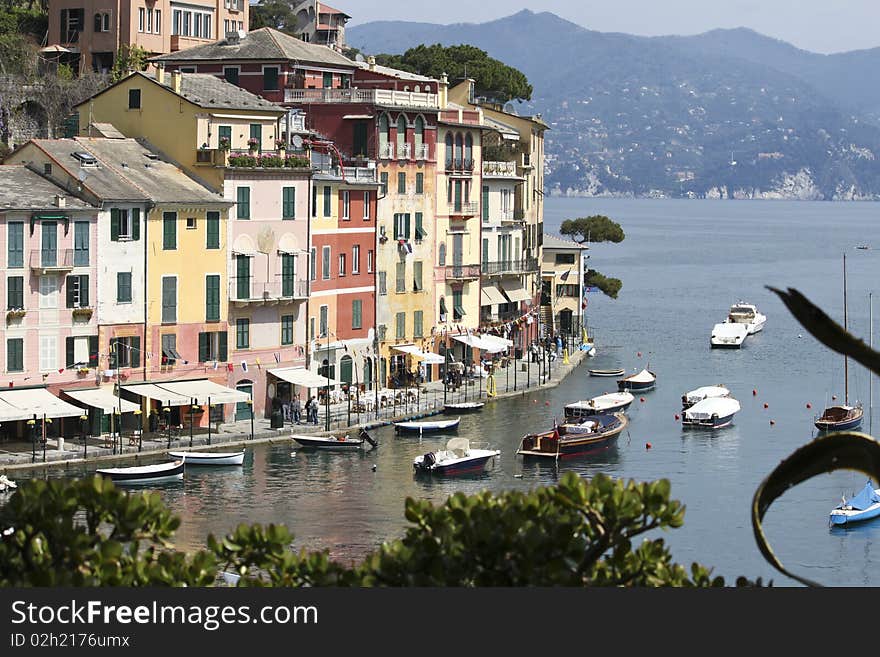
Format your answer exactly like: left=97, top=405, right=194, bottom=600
left=545, top=401, right=550, bottom=406
left=674, top=414, right=680, bottom=420
left=640, top=397, right=646, bottom=402
left=646, top=442, right=652, bottom=449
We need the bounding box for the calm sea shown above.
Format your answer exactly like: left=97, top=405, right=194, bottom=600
left=15, top=198, right=880, bottom=586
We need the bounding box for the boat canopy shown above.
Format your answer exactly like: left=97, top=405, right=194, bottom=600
left=446, top=437, right=470, bottom=456
left=622, top=368, right=655, bottom=383
left=684, top=397, right=741, bottom=420
left=684, top=385, right=730, bottom=405
left=847, top=481, right=880, bottom=511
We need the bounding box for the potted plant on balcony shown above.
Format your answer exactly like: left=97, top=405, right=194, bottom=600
left=247, top=137, right=259, bottom=154
left=275, top=138, right=286, bottom=154
left=6, top=308, right=25, bottom=323
left=76, top=367, right=90, bottom=377
left=218, top=136, right=230, bottom=151
left=72, top=307, right=93, bottom=320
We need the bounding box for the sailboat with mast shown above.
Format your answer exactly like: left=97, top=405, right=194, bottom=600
left=815, top=253, right=864, bottom=432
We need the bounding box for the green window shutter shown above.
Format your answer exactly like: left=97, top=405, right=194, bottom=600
left=88, top=335, right=99, bottom=367
left=218, top=330, right=228, bottom=362
left=396, top=312, right=405, bottom=338
left=414, top=310, right=423, bottom=338
left=218, top=125, right=231, bottom=144
left=79, top=275, right=89, bottom=307
left=198, top=332, right=209, bottom=362
left=110, top=208, right=120, bottom=241
left=397, top=172, right=406, bottom=194
left=413, top=261, right=422, bottom=291
left=482, top=185, right=489, bottom=221
left=7, top=338, right=22, bottom=372
left=415, top=212, right=424, bottom=239
left=8, top=222, right=23, bottom=268
left=74, top=222, right=89, bottom=266
left=380, top=172, right=388, bottom=196
left=162, top=277, right=177, bottom=323
left=352, top=299, right=361, bottom=329
left=130, top=336, right=140, bottom=368
left=323, top=186, right=331, bottom=216
left=282, top=187, right=295, bottom=219
left=206, top=275, right=220, bottom=321
left=206, top=212, right=219, bottom=248
left=7, top=276, right=22, bottom=309
left=249, top=124, right=261, bottom=149
left=282, top=254, right=294, bottom=296
left=66, top=275, right=76, bottom=308
left=66, top=336, right=75, bottom=368
left=131, top=208, right=141, bottom=241
left=237, top=187, right=250, bottom=219
left=162, top=212, right=176, bottom=249
left=405, top=214, right=411, bottom=239
left=416, top=173, right=423, bottom=194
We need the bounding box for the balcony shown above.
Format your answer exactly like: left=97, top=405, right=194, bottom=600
left=414, top=144, right=430, bottom=160
left=482, top=160, right=518, bottom=177
left=448, top=202, right=479, bottom=217
left=445, top=158, right=475, bottom=174
left=379, top=143, right=395, bottom=160
left=501, top=209, right=526, bottom=225
left=481, top=258, right=539, bottom=276
left=320, top=165, right=378, bottom=183
left=443, top=264, right=480, bottom=281
left=283, top=87, right=439, bottom=109
left=30, top=249, right=74, bottom=273
left=171, top=35, right=213, bottom=52
left=229, top=279, right=309, bottom=306
left=398, top=143, right=412, bottom=160
left=221, top=150, right=312, bottom=170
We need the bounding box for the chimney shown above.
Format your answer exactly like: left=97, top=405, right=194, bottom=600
left=367, top=55, right=376, bottom=71
left=171, top=69, right=182, bottom=94
left=439, top=72, right=448, bottom=109
left=157, top=62, right=165, bottom=85
left=54, top=195, right=65, bottom=208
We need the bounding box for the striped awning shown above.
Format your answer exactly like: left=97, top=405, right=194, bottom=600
left=480, top=285, right=507, bottom=306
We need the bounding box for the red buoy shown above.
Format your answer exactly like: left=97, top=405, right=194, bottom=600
left=752, top=389, right=757, bottom=396
left=770, top=420, right=776, bottom=426
left=637, top=351, right=642, bottom=357
left=646, top=442, right=652, bottom=449
left=674, top=414, right=680, bottom=420
left=806, top=403, right=812, bottom=409
left=640, top=397, right=646, bottom=403
left=545, top=401, right=550, bottom=406
left=763, top=403, right=769, bottom=409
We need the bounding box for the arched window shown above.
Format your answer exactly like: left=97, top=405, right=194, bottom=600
left=414, top=85, right=420, bottom=93
left=464, top=133, right=473, bottom=170
left=94, top=13, right=103, bottom=31
left=454, top=133, right=463, bottom=169
left=414, top=116, right=424, bottom=155
left=396, top=115, right=407, bottom=155
left=378, top=114, right=389, bottom=154
left=363, top=358, right=373, bottom=391
left=445, top=133, right=453, bottom=169
left=340, top=355, right=353, bottom=385
left=438, top=242, right=446, bottom=266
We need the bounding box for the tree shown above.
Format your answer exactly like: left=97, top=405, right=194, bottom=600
left=111, top=45, right=148, bottom=82
left=249, top=0, right=298, bottom=31
left=560, top=215, right=625, bottom=298
left=374, top=44, right=532, bottom=103
left=0, top=473, right=750, bottom=587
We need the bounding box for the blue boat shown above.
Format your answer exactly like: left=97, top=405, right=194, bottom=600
left=814, top=404, right=863, bottom=432
left=830, top=481, right=880, bottom=525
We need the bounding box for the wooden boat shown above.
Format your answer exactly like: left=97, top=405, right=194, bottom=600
left=589, top=368, right=624, bottom=377
left=564, top=392, right=634, bottom=422
left=394, top=417, right=460, bottom=434
left=816, top=253, right=863, bottom=432
left=169, top=449, right=245, bottom=465
left=413, top=438, right=500, bottom=475
left=682, top=397, right=741, bottom=429
left=443, top=401, right=485, bottom=413
left=517, top=412, right=628, bottom=459
left=292, top=428, right=377, bottom=450
left=681, top=385, right=730, bottom=410
left=97, top=459, right=184, bottom=484
left=830, top=481, right=880, bottom=525
left=617, top=368, right=656, bottom=392
left=0, top=474, right=16, bottom=492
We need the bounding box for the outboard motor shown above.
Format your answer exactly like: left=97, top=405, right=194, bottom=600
left=422, top=452, right=436, bottom=468
left=360, top=428, right=378, bottom=448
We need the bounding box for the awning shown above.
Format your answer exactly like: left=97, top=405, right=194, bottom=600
left=0, top=388, right=85, bottom=420
left=500, top=281, right=532, bottom=303
left=392, top=345, right=446, bottom=364
left=479, top=334, right=513, bottom=352
left=148, top=380, right=250, bottom=405
left=451, top=334, right=497, bottom=351
left=480, top=285, right=507, bottom=306
left=121, top=383, right=192, bottom=406
left=269, top=367, right=341, bottom=387
left=64, top=388, right=140, bottom=414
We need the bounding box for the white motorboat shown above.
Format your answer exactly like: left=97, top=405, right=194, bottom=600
left=0, top=474, right=17, bottom=492
left=726, top=302, right=766, bottom=334
left=443, top=401, right=485, bottom=413
left=682, top=385, right=730, bottom=409
left=394, top=417, right=460, bottom=433
left=682, top=397, right=741, bottom=428
left=96, top=459, right=184, bottom=484
left=564, top=392, right=635, bottom=421
left=169, top=450, right=245, bottom=465
left=413, top=438, right=500, bottom=475
left=711, top=322, right=747, bottom=348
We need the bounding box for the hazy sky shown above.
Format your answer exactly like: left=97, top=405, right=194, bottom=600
left=341, top=0, right=878, bottom=54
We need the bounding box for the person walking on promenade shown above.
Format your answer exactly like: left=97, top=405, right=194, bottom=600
left=292, top=395, right=302, bottom=424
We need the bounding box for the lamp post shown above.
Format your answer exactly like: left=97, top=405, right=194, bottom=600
left=29, top=415, right=36, bottom=463
left=42, top=414, right=47, bottom=463
left=324, top=331, right=331, bottom=431
left=80, top=414, right=88, bottom=460
left=164, top=404, right=172, bottom=448
left=189, top=397, right=194, bottom=447
left=134, top=409, right=142, bottom=451
left=207, top=397, right=212, bottom=445
left=248, top=397, right=254, bottom=440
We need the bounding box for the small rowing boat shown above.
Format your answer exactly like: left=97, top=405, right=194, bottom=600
left=589, top=368, right=624, bottom=377
left=830, top=481, right=880, bottom=526
left=292, top=429, right=378, bottom=450
left=394, top=417, right=460, bottom=434
left=96, top=459, right=184, bottom=484
left=443, top=401, right=485, bottom=413
left=168, top=450, right=245, bottom=466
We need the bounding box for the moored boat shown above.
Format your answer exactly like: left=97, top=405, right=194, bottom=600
left=0, top=474, right=16, bottom=492
left=681, top=385, right=730, bottom=410
left=168, top=449, right=245, bottom=465
left=711, top=322, right=747, bottom=348
left=617, top=368, right=656, bottom=392
left=517, top=412, right=628, bottom=459
left=394, top=417, right=460, bottom=434
left=564, top=391, right=634, bottom=422
left=292, top=428, right=377, bottom=450
left=96, top=459, right=184, bottom=484
left=589, top=368, right=624, bottom=377
left=443, top=401, right=485, bottom=413
left=682, top=397, right=741, bottom=428
left=830, top=481, right=880, bottom=526
left=726, top=302, right=766, bottom=335
left=413, top=438, right=500, bottom=475
left=815, top=404, right=863, bottom=432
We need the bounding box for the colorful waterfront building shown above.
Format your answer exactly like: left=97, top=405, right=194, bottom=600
left=46, top=0, right=249, bottom=74
left=541, top=234, right=590, bottom=337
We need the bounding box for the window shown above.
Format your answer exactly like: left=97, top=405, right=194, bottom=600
left=66, top=335, right=98, bottom=368
left=74, top=221, right=89, bottom=266
left=146, top=7, right=153, bottom=32
left=218, top=125, right=231, bottom=147
left=393, top=213, right=410, bottom=240
left=117, top=272, right=132, bottom=303
left=453, top=290, right=465, bottom=321
left=138, top=8, right=145, bottom=32
left=323, top=186, right=331, bottom=217
left=7, top=222, right=23, bottom=268
left=223, top=67, right=239, bottom=86
left=482, top=238, right=489, bottom=266
left=206, top=212, right=220, bottom=248
left=235, top=255, right=250, bottom=300
left=414, top=212, right=426, bottom=242
left=363, top=191, right=370, bottom=219
left=555, top=253, right=576, bottom=265
left=7, top=276, right=23, bottom=310
left=264, top=67, right=279, bottom=91
left=439, top=242, right=446, bottom=266
left=206, top=275, right=220, bottom=321
left=455, top=134, right=463, bottom=169
left=378, top=271, right=387, bottom=296
left=396, top=115, right=406, bottom=155
left=6, top=338, right=23, bottom=372
left=171, top=7, right=211, bottom=36
left=353, top=121, right=368, bottom=157
left=39, top=275, right=58, bottom=309
left=161, top=276, right=177, bottom=323
left=395, top=262, right=405, bottom=293
left=342, top=190, right=350, bottom=220
left=352, top=299, right=362, bottom=330
left=310, top=247, right=316, bottom=281
left=110, top=208, right=140, bottom=241
left=323, top=72, right=333, bottom=88
left=161, top=334, right=179, bottom=365
left=282, top=187, right=295, bottom=219
left=109, top=336, right=141, bottom=369
left=352, top=245, right=360, bottom=274
left=41, top=221, right=57, bottom=267
left=198, top=330, right=227, bottom=362
left=482, top=185, right=489, bottom=222
left=162, top=212, right=177, bottom=249
left=312, top=185, right=317, bottom=218
left=413, top=261, right=423, bottom=292
left=380, top=172, right=388, bottom=196
left=281, top=254, right=295, bottom=297
left=378, top=114, right=389, bottom=154
left=318, top=305, right=328, bottom=337
left=269, top=314, right=291, bottom=348
left=338, top=253, right=346, bottom=277
left=465, top=133, right=473, bottom=168
left=397, top=172, right=406, bottom=194
left=395, top=312, right=405, bottom=339
left=416, top=172, right=423, bottom=194
left=249, top=124, right=261, bottom=151
left=154, top=10, right=161, bottom=33
left=128, top=89, right=141, bottom=110
left=445, top=133, right=454, bottom=169
left=66, top=274, right=89, bottom=308
left=322, top=246, right=330, bottom=280
left=413, top=310, right=423, bottom=338
left=237, top=186, right=250, bottom=219
left=414, top=116, right=425, bottom=155
left=39, top=335, right=56, bottom=372
left=367, top=249, right=373, bottom=273
left=236, top=318, right=250, bottom=348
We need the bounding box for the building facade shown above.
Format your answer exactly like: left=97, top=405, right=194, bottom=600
left=541, top=234, right=589, bottom=338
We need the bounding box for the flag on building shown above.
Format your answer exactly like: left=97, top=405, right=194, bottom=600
left=241, top=361, right=248, bottom=373
left=274, top=353, right=281, bottom=364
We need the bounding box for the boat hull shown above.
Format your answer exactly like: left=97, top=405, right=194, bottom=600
left=291, top=435, right=363, bottom=450
left=394, top=418, right=460, bottom=433
left=589, top=369, right=624, bottom=377
left=413, top=453, right=498, bottom=475
left=618, top=379, right=655, bottom=391
left=814, top=406, right=864, bottom=432
left=518, top=414, right=627, bottom=460
left=169, top=450, right=245, bottom=465
left=831, top=503, right=880, bottom=525
left=710, top=340, right=743, bottom=349
left=815, top=416, right=863, bottom=432
left=97, top=460, right=184, bottom=484
left=443, top=402, right=485, bottom=413
left=682, top=412, right=736, bottom=429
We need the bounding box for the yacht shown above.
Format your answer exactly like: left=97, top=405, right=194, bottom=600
left=726, top=302, right=766, bottom=334
left=710, top=322, right=747, bottom=348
